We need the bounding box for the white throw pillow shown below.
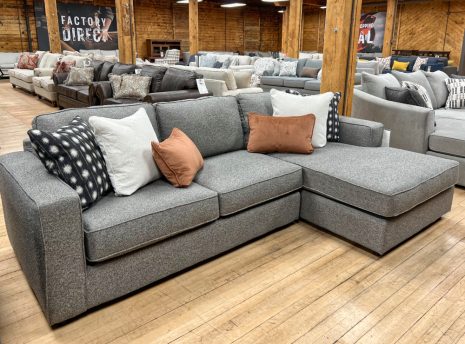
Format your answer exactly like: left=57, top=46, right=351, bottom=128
left=89, top=108, right=160, bottom=196
left=270, top=89, right=333, bottom=148
left=279, top=61, right=298, bottom=77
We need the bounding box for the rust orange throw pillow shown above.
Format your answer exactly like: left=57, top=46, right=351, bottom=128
left=151, top=128, right=204, bottom=187
left=247, top=112, right=316, bottom=154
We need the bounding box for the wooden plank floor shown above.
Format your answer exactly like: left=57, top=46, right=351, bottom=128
left=1, top=79, right=465, bottom=343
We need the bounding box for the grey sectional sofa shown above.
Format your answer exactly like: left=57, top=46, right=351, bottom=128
left=352, top=71, right=465, bottom=186
left=0, top=94, right=458, bottom=326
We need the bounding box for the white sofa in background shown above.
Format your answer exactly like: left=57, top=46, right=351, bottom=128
left=9, top=52, right=61, bottom=93
left=0, top=52, right=20, bottom=77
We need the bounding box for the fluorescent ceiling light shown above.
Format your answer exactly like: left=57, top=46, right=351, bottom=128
left=176, top=0, right=203, bottom=3
left=221, top=2, right=246, bottom=7
left=278, top=9, right=285, bottom=13
left=320, top=6, right=326, bottom=9
left=262, top=0, right=288, bottom=2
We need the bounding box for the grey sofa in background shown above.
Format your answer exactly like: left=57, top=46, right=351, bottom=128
left=0, top=52, right=20, bottom=77
left=0, top=93, right=458, bottom=326
left=352, top=70, right=465, bottom=186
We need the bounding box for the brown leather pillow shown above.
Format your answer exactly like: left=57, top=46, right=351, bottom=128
left=247, top=112, right=315, bottom=154
left=151, top=128, right=204, bottom=187
left=301, top=67, right=320, bottom=78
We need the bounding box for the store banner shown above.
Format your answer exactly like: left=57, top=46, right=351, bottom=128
left=34, top=1, right=118, bottom=52
left=358, top=12, right=386, bottom=54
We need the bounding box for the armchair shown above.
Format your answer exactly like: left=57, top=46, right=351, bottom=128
left=154, top=49, right=180, bottom=65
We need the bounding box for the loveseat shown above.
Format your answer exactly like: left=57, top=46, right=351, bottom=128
left=0, top=52, right=20, bottom=77
left=352, top=70, right=465, bottom=186
left=0, top=94, right=458, bottom=326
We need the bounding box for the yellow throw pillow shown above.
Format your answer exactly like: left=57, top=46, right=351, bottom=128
left=392, top=60, right=410, bottom=71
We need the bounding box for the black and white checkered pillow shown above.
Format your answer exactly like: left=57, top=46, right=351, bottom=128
left=445, top=78, right=465, bottom=109
left=28, top=116, right=112, bottom=210
left=284, top=89, right=341, bottom=142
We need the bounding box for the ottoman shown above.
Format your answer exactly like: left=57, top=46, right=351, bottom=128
left=273, top=143, right=459, bottom=254
left=32, top=76, right=57, bottom=106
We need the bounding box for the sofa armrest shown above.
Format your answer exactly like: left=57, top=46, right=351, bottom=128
left=0, top=152, right=86, bottom=325
left=339, top=116, right=384, bottom=147
left=34, top=67, right=54, bottom=77
left=204, top=79, right=228, bottom=96
left=352, top=88, right=435, bottom=153
left=143, top=90, right=212, bottom=103
left=95, top=81, right=113, bottom=105
left=89, top=81, right=110, bottom=105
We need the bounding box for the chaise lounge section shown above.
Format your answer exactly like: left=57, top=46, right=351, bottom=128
left=0, top=94, right=458, bottom=326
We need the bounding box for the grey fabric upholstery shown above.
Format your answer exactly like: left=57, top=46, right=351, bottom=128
left=144, top=90, right=210, bottom=103
left=300, top=188, right=454, bottom=255
left=424, top=71, right=449, bottom=109
left=83, top=180, right=219, bottom=262
left=283, top=77, right=313, bottom=88
left=32, top=103, right=158, bottom=136
left=361, top=72, right=400, bottom=99
left=352, top=88, right=435, bottom=153
left=391, top=71, right=438, bottom=109
left=155, top=96, right=244, bottom=158
left=260, top=76, right=284, bottom=86
left=272, top=143, right=458, bottom=217
left=0, top=152, right=86, bottom=325
left=338, top=116, right=384, bottom=147
left=427, top=151, right=465, bottom=186
left=85, top=192, right=300, bottom=309
left=304, top=80, right=321, bottom=91
left=236, top=92, right=273, bottom=146
left=429, top=117, right=465, bottom=158
left=435, top=108, right=465, bottom=121
left=103, top=98, right=142, bottom=105
left=195, top=150, right=302, bottom=216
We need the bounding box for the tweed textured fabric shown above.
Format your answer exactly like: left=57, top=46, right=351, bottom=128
left=85, top=192, right=300, bottom=309
left=300, top=188, right=453, bottom=255
left=0, top=152, right=87, bottom=325
left=155, top=96, right=244, bottom=158
left=28, top=116, right=111, bottom=209
left=32, top=103, right=158, bottom=135
left=401, top=81, right=433, bottom=109
left=272, top=143, right=458, bottom=217
left=194, top=150, right=302, bottom=216
left=429, top=117, right=465, bottom=158
left=83, top=180, right=219, bottom=262
left=445, top=78, right=465, bottom=109
left=65, top=67, right=94, bottom=86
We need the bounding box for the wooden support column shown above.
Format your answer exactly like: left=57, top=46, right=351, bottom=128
left=44, top=0, right=61, bottom=53
left=287, top=0, right=303, bottom=58
left=281, top=6, right=289, bottom=55
left=115, top=0, right=136, bottom=64
left=382, top=0, right=396, bottom=57
left=189, top=0, right=199, bottom=55
left=320, top=0, right=362, bottom=116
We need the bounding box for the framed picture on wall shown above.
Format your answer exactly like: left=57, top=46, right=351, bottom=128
left=358, top=12, right=386, bottom=54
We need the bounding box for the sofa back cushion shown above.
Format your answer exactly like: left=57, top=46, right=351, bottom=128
left=155, top=96, right=244, bottom=158
left=362, top=72, right=400, bottom=99
left=391, top=70, right=438, bottom=109
left=111, top=62, right=136, bottom=75
left=424, top=70, right=449, bottom=108
left=236, top=92, right=273, bottom=145
left=196, top=67, right=237, bottom=90
left=38, top=52, right=62, bottom=69
left=160, top=68, right=199, bottom=91
left=32, top=103, right=158, bottom=135
left=140, top=65, right=167, bottom=93
left=98, top=61, right=115, bottom=81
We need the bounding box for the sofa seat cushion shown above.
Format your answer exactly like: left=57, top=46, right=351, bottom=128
left=283, top=77, right=314, bottom=88
left=194, top=150, right=302, bottom=216
left=435, top=108, right=465, bottom=121
left=429, top=118, right=465, bottom=158
left=260, top=76, right=284, bottom=87
left=35, top=77, right=56, bottom=92
left=83, top=180, right=219, bottom=262
left=77, top=89, right=90, bottom=103
left=304, top=80, right=321, bottom=91
left=56, top=84, right=88, bottom=99
left=10, top=68, right=34, bottom=82
left=223, top=87, right=263, bottom=96
left=272, top=143, right=458, bottom=217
